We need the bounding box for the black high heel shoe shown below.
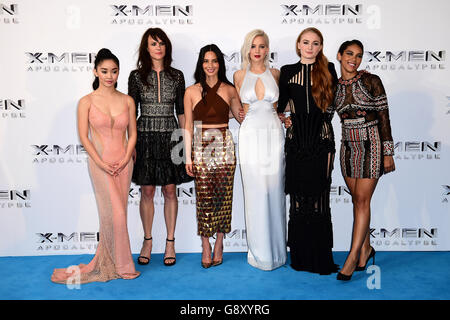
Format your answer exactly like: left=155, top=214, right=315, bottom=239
left=337, top=256, right=358, bottom=281
left=336, top=271, right=353, bottom=281
left=137, top=236, right=152, bottom=265
left=355, top=247, right=376, bottom=271
left=163, top=238, right=176, bottom=266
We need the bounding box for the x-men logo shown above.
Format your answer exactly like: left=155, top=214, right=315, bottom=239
left=443, top=185, right=450, bottom=196
left=37, top=233, right=53, bottom=243
left=281, top=4, right=362, bottom=16
left=110, top=5, right=193, bottom=16
left=31, top=145, right=86, bottom=156
left=26, top=52, right=44, bottom=63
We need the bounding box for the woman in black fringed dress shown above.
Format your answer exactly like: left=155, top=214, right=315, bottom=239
left=128, top=28, right=193, bottom=267
left=278, top=27, right=338, bottom=275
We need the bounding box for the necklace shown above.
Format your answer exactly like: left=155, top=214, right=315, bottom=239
left=338, top=69, right=368, bottom=85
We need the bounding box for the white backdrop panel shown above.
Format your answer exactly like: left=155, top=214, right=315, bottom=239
left=0, top=0, right=449, bottom=256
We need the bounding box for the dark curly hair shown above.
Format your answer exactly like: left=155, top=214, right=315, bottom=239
left=338, top=39, right=364, bottom=55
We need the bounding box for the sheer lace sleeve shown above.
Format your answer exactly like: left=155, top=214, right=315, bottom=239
left=128, top=70, right=141, bottom=117
left=277, top=65, right=290, bottom=113
left=325, top=62, right=338, bottom=119
left=174, top=70, right=186, bottom=115
left=370, top=74, right=394, bottom=156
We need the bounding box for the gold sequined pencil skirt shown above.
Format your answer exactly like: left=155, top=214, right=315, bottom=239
left=193, top=127, right=236, bottom=237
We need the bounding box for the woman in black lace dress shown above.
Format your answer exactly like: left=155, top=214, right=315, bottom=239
left=334, top=40, right=395, bottom=281
left=128, top=28, right=193, bottom=267
left=278, top=27, right=338, bottom=275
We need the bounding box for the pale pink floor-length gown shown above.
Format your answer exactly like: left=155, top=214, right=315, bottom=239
left=51, top=97, right=140, bottom=284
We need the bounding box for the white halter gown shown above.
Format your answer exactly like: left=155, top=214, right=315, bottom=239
left=238, top=67, right=287, bottom=270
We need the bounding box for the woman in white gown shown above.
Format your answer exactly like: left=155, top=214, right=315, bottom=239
left=234, top=29, right=286, bottom=270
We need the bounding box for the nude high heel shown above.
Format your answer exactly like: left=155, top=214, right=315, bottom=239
left=201, top=242, right=212, bottom=269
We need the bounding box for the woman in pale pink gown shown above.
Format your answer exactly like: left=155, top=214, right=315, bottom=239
left=51, top=49, right=140, bottom=284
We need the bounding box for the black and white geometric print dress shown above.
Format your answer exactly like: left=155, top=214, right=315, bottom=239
left=334, top=70, right=394, bottom=179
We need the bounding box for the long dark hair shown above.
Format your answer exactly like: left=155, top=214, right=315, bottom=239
left=137, top=27, right=175, bottom=86
left=194, top=44, right=233, bottom=98
left=92, top=48, right=120, bottom=90
left=338, top=39, right=364, bottom=55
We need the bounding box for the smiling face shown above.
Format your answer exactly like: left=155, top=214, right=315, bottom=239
left=297, top=31, right=323, bottom=63
left=249, top=35, right=269, bottom=64
left=94, top=59, right=119, bottom=88
left=147, top=36, right=166, bottom=62
left=202, top=51, right=219, bottom=77
left=337, top=43, right=363, bottom=77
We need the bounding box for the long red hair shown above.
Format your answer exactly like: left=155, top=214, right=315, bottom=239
left=296, top=27, right=335, bottom=112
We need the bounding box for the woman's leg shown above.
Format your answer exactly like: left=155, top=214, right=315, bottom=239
left=201, top=236, right=212, bottom=265
left=340, top=177, right=378, bottom=275
left=138, top=185, right=156, bottom=263
left=162, top=184, right=178, bottom=264
left=213, top=232, right=224, bottom=263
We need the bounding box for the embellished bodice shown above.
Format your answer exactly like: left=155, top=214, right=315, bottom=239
left=278, top=61, right=338, bottom=158
left=240, top=67, right=278, bottom=105
left=334, top=70, right=394, bottom=155
left=128, top=68, right=185, bottom=132
left=278, top=62, right=337, bottom=119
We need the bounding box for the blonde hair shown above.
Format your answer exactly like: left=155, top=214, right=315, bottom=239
left=240, top=29, right=270, bottom=70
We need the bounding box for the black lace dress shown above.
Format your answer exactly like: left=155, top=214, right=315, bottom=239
left=128, top=68, right=193, bottom=186
left=278, top=61, right=339, bottom=275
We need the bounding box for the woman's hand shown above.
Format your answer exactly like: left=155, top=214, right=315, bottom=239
left=97, top=160, right=117, bottom=176
left=113, top=157, right=131, bottom=176
left=383, top=155, right=395, bottom=173
left=279, top=113, right=292, bottom=129
left=185, top=163, right=194, bottom=177
left=239, top=107, right=245, bottom=122
left=132, top=148, right=137, bottom=163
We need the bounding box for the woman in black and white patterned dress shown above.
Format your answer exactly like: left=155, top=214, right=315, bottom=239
left=334, top=39, right=395, bottom=281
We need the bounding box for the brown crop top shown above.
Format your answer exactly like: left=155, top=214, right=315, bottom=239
left=192, top=81, right=230, bottom=124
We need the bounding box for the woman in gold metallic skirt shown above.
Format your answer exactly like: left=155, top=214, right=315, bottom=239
left=184, top=44, right=243, bottom=268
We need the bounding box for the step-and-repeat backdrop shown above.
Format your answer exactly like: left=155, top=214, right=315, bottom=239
left=1, top=0, right=449, bottom=256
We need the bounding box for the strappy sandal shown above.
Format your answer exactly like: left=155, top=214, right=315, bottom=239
left=137, top=236, right=152, bottom=265
left=163, top=238, right=176, bottom=266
